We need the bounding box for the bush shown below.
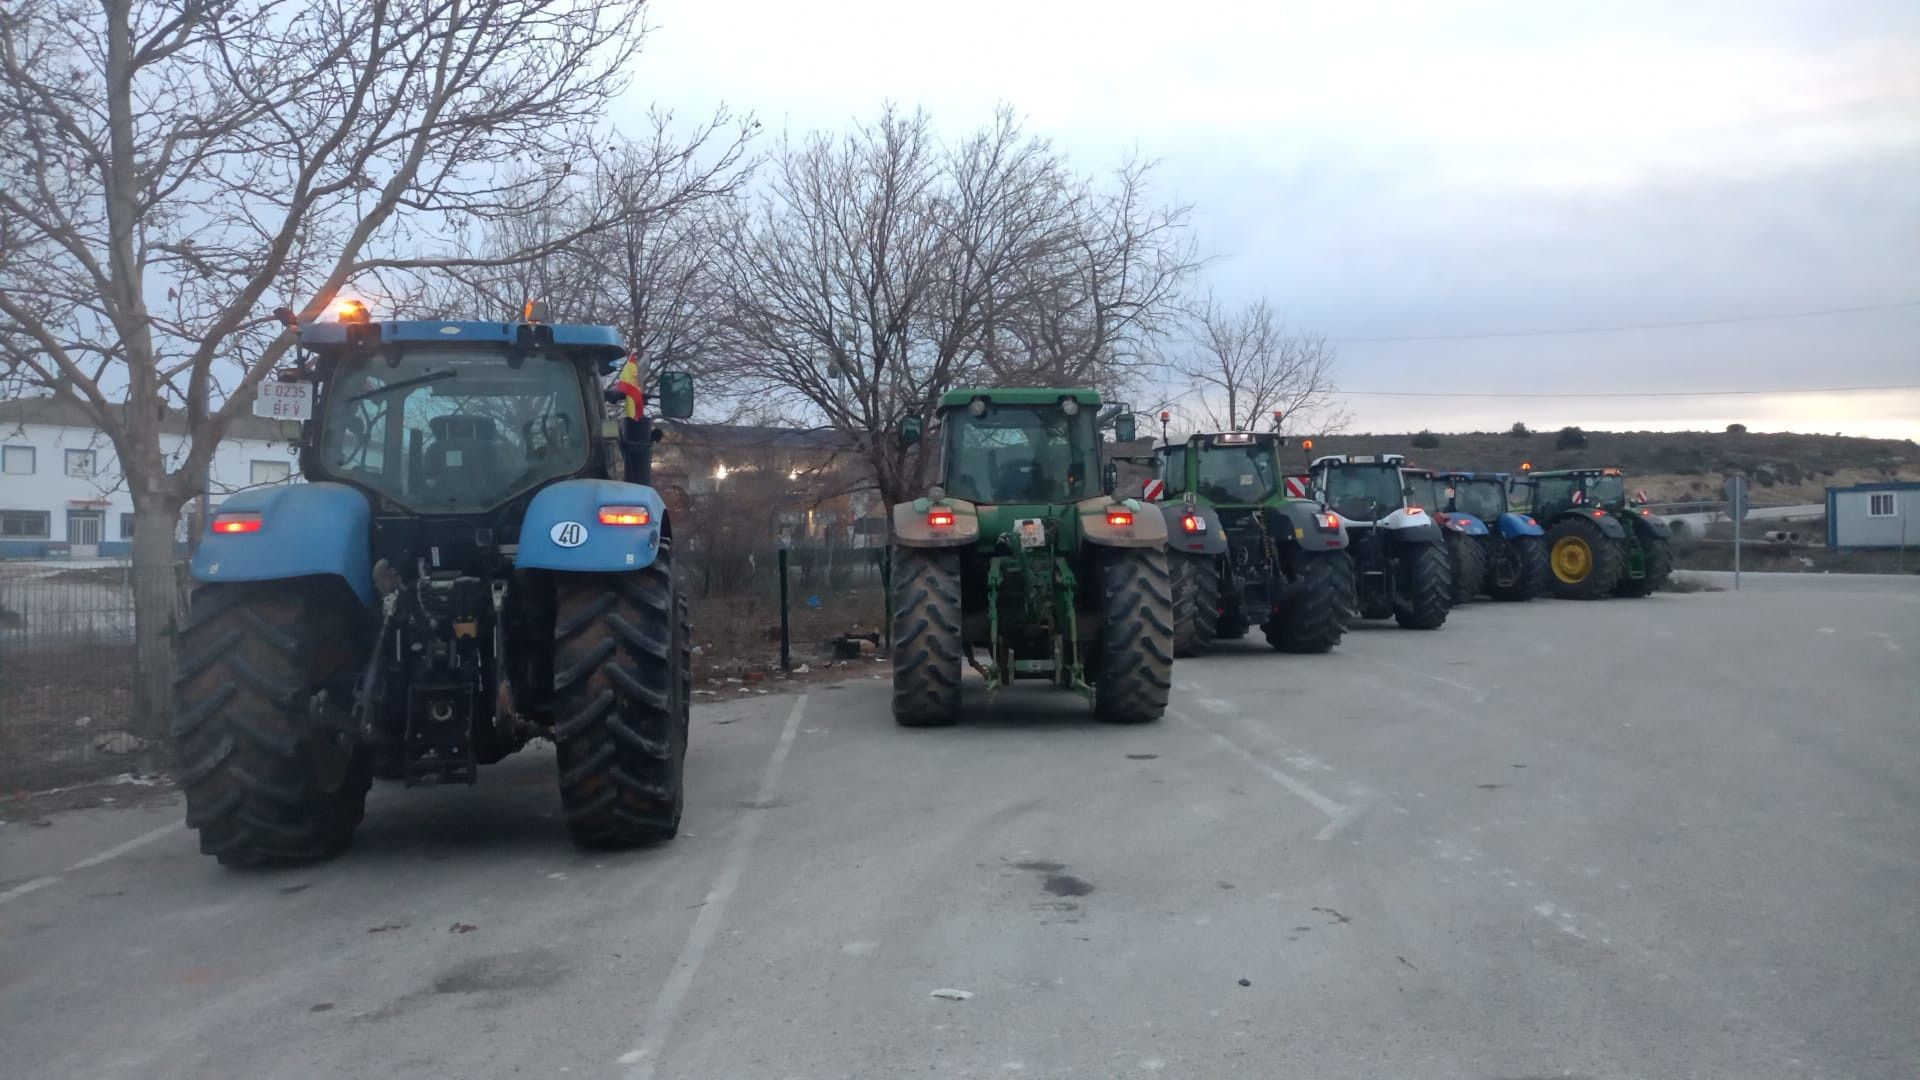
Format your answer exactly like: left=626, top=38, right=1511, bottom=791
left=1555, top=425, right=1588, bottom=450
left=1754, top=466, right=1776, bottom=487
left=1410, top=429, right=1441, bottom=449
left=1507, top=422, right=1531, bottom=438
left=1726, top=423, right=1747, bottom=434
left=1780, top=461, right=1802, bottom=485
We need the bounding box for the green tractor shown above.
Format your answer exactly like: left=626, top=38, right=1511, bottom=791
left=889, top=389, right=1173, bottom=726
left=1517, top=467, right=1674, bottom=598
left=1150, top=430, right=1351, bottom=656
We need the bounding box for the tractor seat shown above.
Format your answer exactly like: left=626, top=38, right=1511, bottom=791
left=421, top=415, right=506, bottom=497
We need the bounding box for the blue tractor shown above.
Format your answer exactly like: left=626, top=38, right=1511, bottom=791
left=1436, top=470, right=1548, bottom=601
left=1402, top=466, right=1490, bottom=606
left=175, top=302, right=695, bottom=865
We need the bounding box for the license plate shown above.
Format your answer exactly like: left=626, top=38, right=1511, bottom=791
left=1015, top=518, right=1046, bottom=548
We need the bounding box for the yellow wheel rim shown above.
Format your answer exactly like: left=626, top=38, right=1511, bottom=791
left=1551, top=536, right=1592, bottom=583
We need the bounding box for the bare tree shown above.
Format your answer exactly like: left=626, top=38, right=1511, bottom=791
left=0, top=0, right=648, bottom=738
left=1171, top=295, right=1340, bottom=433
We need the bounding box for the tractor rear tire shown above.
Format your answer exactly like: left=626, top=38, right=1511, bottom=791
left=891, top=546, right=963, bottom=727
left=1613, top=533, right=1674, bottom=597
left=1094, top=548, right=1174, bottom=724
left=172, top=581, right=371, bottom=867
left=1265, top=550, right=1351, bottom=653
left=1171, top=552, right=1219, bottom=658
left=553, top=560, right=688, bottom=848
left=1544, top=516, right=1621, bottom=600
left=1447, top=532, right=1485, bottom=606
left=1393, top=542, right=1451, bottom=629
left=1488, top=537, right=1548, bottom=601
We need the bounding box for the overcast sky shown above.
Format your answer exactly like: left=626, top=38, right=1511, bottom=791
left=620, top=0, right=1920, bottom=437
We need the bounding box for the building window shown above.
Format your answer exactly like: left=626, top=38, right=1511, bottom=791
left=250, top=459, right=291, bottom=486
left=120, top=512, right=137, bottom=539
left=1, top=510, right=51, bottom=538
left=1, top=445, right=33, bottom=475
left=65, top=448, right=96, bottom=477
left=1869, top=492, right=1897, bottom=517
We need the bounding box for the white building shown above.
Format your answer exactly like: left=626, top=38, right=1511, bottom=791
left=0, top=398, right=301, bottom=559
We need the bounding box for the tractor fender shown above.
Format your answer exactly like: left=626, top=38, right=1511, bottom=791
left=1555, top=510, right=1627, bottom=539
left=1078, top=496, right=1168, bottom=549
left=1155, top=500, right=1227, bottom=556
left=191, top=482, right=374, bottom=605
left=891, top=498, right=980, bottom=548
left=1496, top=511, right=1544, bottom=538
left=1377, top=507, right=1444, bottom=544
left=516, top=478, right=667, bottom=572
left=1273, top=501, right=1350, bottom=552
left=1440, top=512, right=1490, bottom=537
left=1629, top=512, right=1672, bottom=539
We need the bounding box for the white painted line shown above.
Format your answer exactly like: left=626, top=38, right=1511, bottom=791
left=0, top=876, right=59, bottom=906
left=1170, top=710, right=1349, bottom=822
left=65, top=823, right=176, bottom=872
left=621, top=694, right=809, bottom=1079
left=0, top=821, right=179, bottom=907
left=1366, top=656, right=1488, bottom=700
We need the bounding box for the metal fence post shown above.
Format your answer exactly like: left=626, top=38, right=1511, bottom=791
left=777, top=539, right=791, bottom=671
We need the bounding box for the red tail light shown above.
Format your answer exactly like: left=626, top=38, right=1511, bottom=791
left=928, top=509, right=956, bottom=528
left=211, top=513, right=262, bottom=534
left=1592, top=509, right=1606, bottom=518
left=598, top=505, right=650, bottom=526
left=1180, top=513, right=1202, bottom=533
left=1107, top=510, right=1134, bottom=527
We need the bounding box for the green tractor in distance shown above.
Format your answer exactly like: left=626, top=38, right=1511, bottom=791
left=1150, top=430, right=1351, bottom=656
left=1518, top=467, right=1674, bottom=598
left=889, top=389, right=1173, bottom=726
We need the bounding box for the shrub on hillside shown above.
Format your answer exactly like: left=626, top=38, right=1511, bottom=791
left=1411, top=429, right=1441, bottom=449
left=1726, top=423, right=1747, bottom=434
left=1508, top=422, right=1531, bottom=438
left=1555, top=425, right=1588, bottom=450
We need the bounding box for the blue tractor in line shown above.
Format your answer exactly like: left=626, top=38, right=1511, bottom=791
left=175, top=302, right=695, bottom=865
left=1402, top=467, right=1491, bottom=606
left=1436, top=470, right=1548, bottom=601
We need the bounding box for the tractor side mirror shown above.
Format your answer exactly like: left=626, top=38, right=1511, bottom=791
left=657, top=371, right=694, bottom=420
left=1113, top=413, right=1136, bottom=442
left=899, top=416, right=923, bottom=449
left=1103, top=462, right=1120, bottom=495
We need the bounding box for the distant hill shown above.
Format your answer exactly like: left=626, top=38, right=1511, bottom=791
left=1288, top=428, right=1918, bottom=505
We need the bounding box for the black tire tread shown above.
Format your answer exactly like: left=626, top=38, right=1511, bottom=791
left=1265, top=550, right=1351, bottom=653
left=1393, top=542, right=1451, bottom=629
left=1447, top=531, right=1486, bottom=606
left=1170, top=552, right=1219, bottom=658
left=172, top=582, right=369, bottom=867
left=891, top=546, right=963, bottom=727
left=1545, top=516, right=1622, bottom=600
left=1094, top=549, right=1174, bottom=724
left=553, top=553, right=687, bottom=848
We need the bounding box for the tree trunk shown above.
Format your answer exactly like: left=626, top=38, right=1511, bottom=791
left=129, top=491, right=184, bottom=756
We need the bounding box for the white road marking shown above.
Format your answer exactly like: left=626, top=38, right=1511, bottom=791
left=0, top=822, right=176, bottom=907
left=1365, top=656, right=1488, bottom=700
left=621, top=694, right=809, bottom=1079
left=1170, top=711, right=1349, bottom=822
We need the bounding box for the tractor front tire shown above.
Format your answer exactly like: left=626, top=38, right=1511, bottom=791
left=891, top=546, right=963, bottom=727
left=1266, top=550, right=1351, bottom=653
left=1393, top=542, right=1451, bottom=629
left=1094, top=548, right=1174, bottom=724
left=1170, top=552, right=1219, bottom=658
left=1544, top=517, right=1622, bottom=600
left=553, top=561, right=688, bottom=848
left=1447, top=531, right=1486, bottom=606
left=172, top=582, right=371, bottom=867
left=1613, top=533, right=1674, bottom=597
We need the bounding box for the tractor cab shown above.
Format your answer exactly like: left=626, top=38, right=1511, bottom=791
left=1441, top=471, right=1513, bottom=521
left=932, top=389, right=1113, bottom=509
left=1309, top=453, right=1417, bottom=525
left=1530, top=467, right=1630, bottom=517
left=1160, top=431, right=1285, bottom=506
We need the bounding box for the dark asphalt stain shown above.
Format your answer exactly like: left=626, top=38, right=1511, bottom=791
left=1043, top=873, right=1094, bottom=897
left=279, top=883, right=312, bottom=895
left=1216, top=881, right=1235, bottom=890
left=1126, top=753, right=1158, bottom=760
left=448, top=922, right=477, bottom=934
left=1013, top=860, right=1065, bottom=873
left=1311, top=906, right=1350, bottom=924
left=739, top=799, right=787, bottom=810
left=1292, top=926, right=1313, bottom=933
left=1477, top=783, right=1504, bottom=790
left=1510, top=763, right=1527, bottom=768
left=1398, top=955, right=1418, bottom=970
left=309, top=1002, right=335, bottom=1013
left=1237, top=978, right=1252, bottom=987
left=432, top=950, right=567, bottom=995
left=367, top=922, right=406, bottom=934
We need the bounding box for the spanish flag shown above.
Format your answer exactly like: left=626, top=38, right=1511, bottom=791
left=614, top=352, right=645, bottom=418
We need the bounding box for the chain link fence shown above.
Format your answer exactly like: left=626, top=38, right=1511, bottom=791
left=0, top=559, right=160, bottom=792
left=682, top=541, right=890, bottom=677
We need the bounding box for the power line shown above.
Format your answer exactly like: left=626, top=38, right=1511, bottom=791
left=1330, top=300, right=1920, bottom=344
left=1336, top=383, right=1920, bottom=399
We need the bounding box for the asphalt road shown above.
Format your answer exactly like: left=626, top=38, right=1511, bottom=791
left=3, top=575, right=1917, bottom=1080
